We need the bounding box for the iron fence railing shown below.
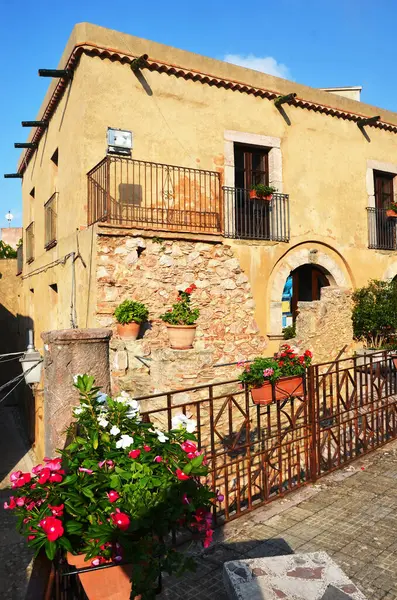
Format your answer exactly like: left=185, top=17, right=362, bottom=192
left=47, top=350, right=397, bottom=598
left=16, top=244, right=23, bottom=275
left=45, top=192, right=58, bottom=249
left=223, top=187, right=290, bottom=241
left=25, top=222, right=34, bottom=263
left=367, top=207, right=397, bottom=250
left=87, top=156, right=222, bottom=234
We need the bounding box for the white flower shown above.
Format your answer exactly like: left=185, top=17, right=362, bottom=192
left=110, top=426, right=120, bottom=436
left=155, top=429, right=169, bottom=443
left=73, top=374, right=83, bottom=384
left=73, top=406, right=84, bottom=415
left=96, top=392, right=108, bottom=404
left=98, top=417, right=109, bottom=428
left=115, top=434, right=134, bottom=449
left=171, top=414, right=196, bottom=433
left=114, top=391, right=132, bottom=404
left=126, top=399, right=140, bottom=419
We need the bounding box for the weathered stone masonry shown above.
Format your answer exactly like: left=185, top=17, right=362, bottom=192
left=95, top=233, right=267, bottom=394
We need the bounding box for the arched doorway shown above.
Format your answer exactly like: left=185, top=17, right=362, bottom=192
left=282, top=265, right=331, bottom=326
left=269, top=246, right=353, bottom=335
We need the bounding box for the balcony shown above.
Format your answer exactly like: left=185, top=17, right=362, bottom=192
left=87, top=156, right=290, bottom=241
left=367, top=207, right=397, bottom=250
left=44, top=192, right=58, bottom=249
left=223, top=187, right=290, bottom=241
left=87, top=156, right=222, bottom=234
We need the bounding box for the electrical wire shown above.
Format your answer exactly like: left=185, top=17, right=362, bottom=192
left=0, top=375, right=26, bottom=405
left=0, top=351, right=24, bottom=358
left=0, top=359, right=43, bottom=394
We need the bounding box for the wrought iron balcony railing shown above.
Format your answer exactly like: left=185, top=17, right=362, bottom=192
left=223, top=187, right=290, bottom=241
left=87, top=157, right=290, bottom=242
left=367, top=207, right=397, bottom=250
left=87, top=156, right=222, bottom=234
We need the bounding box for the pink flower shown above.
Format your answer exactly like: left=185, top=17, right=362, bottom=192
left=182, top=493, right=191, bottom=505
left=216, top=491, right=224, bottom=502
left=154, top=456, right=163, bottom=463
left=32, top=464, right=44, bottom=475
left=48, top=504, right=64, bottom=517
left=143, top=445, right=151, bottom=452
left=49, top=472, right=63, bottom=483
left=16, top=497, right=26, bottom=507
left=4, top=497, right=16, bottom=510
left=25, top=501, right=36, bottom=511
left=30, top=484, right=37, bottom=490
left=128, top=449, right=141, bottom=459
left=110, top=509, right=130, bottom=531
left=39, top=517, right=64, bottom=542
left=203, top=529, right=214, bottom=548
left=78, top=467, right=93, bottom=474
left=43, top=457, right=62, bottom=471
left=176, top=468, right=190, bottom=481
left=27, top=535, right=36, bottom=541
left=91, top=557, right=107, bottom=566
left=106, top=490, right=120, bottom=503
left=237, top=360, right=245, bottom=368
left=263, top=368, right=274, bottom=378
left=10, top=471, right=31, bottom=488
left=98, top=459, right=114, bottom=468
left=181, top=441, right=197, bottom=454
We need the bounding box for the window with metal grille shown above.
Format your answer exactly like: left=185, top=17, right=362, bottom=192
left=26, top=222, right=34, bottom=263
left=16, top=244, right=23, bottom=275
left=44, top=192, right=57, bottom=249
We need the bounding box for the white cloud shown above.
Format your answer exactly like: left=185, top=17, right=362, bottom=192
left=223, top=54, right=291, bottom=80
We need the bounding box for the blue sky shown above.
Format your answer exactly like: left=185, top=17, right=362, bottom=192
left=1, top=0, right=396, bottom=228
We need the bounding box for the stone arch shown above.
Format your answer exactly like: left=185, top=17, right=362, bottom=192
left=383, top=263, right=397, bottom=282
left=268, top=244, right=353, bottom=335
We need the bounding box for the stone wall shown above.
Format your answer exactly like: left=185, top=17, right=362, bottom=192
left=289, top=287, right=354, bottom=364
left=96, top=234, right=267, bottom=394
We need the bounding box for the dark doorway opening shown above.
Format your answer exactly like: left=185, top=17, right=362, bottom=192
left=290, top=264, right=330, bottom=322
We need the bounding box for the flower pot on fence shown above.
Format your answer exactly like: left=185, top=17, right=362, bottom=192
left=166, top=324, right=197, bottom=349
left=116, top=322, right=140, bottom=340
left=66, top=553, right=135, bottom=600
left=251, top=375, right=304, bottom=405
left=386, top=209, right=397, bottom=218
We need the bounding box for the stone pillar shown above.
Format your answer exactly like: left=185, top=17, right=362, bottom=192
left=41, top=328, right=112, bottom=456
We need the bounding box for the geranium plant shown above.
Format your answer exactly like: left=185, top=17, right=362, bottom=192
left=238, top=345, right=312, bottom=389
left=4, top=375, right=216, bottom=599
left=160, top=285, right=199, bottom=325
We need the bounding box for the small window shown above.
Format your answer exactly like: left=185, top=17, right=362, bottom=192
left=49, top=283, right=58, bottom=293
left=26, top=222, right=34, bottom=263
left=44, top=193, right=57, bottom=249
left=30, top=187, right=35, bottom=199
left=51, top=148, right=59, bottom=166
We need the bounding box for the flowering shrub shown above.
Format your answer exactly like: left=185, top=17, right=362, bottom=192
left=4, top=375, right=216, bottom=598
left=160, top=285, right=199, bottom=326
left=238, top=345, right=312, bottom=389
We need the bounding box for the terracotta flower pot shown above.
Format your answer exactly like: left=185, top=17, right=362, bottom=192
left=249, top=190, right=258, bottom=199
left=251, top=375, right=304, bottom=405
left=116, top=322, right=140, bottom=340
left=66, top=552, right=137, bottom=600
left=166, top=324, right=197, bottom=349
left=386, top=209, right=397, bottom=218
left=265, top=194, right=273, bottom=201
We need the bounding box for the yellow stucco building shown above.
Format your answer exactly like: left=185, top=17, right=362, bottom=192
left=14, top=22, right=397, bottom=381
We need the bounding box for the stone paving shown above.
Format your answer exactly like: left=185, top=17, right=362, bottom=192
left=160, top=441, right=397, bottom=600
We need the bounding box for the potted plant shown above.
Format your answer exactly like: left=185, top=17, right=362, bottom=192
left=160, top=285, right=199, bottom=349
left=249, top=184, right=277, bottom=201
left=114, top=300, right=149, bottom=340
left=4, top=375, right=216, bottom=600
left=238, top=345, right=312, bottom=405
left=386, top=200, right=397, bottom=218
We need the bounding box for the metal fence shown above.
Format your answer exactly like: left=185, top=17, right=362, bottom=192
left=45, top=192, right=58, bottom=249
left=223, top=187, right=290, bottom=241
left=87, top=156, right=222, bottom=234
left=367, top=207, right=397, bottom=250
left=49, top=350, right=397, bottom=597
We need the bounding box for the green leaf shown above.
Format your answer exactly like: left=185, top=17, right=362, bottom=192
left=190, top=454, right=205, bottom=468
left=58, top=537, right=73, bottom=552
left=110, top=474, right=121, bottom=488
left=91, top=430, right=99, bottom=450
left=81, top=487, right=94, bottom=500
left=183, top=462, right=193, bottom=475
left=45, top=540, right=57, bottom=561
left=65, top=521, right=84, bottom=534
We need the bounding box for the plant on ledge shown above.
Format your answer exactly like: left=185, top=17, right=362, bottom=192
left=4, top=375, right=216, bottom=600
left=386, top=200, right=397, bottom=218
left=114, top=299, right=149, bottom=340
left=238, top=345, right=312, bottom=405
left=249, top=184, right=277, bottom=200
left=160, top=285, right=200, bottom=349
